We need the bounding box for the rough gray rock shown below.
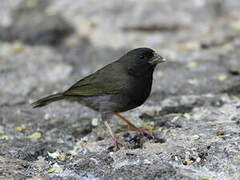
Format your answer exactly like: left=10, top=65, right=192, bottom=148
left=0, top=0, right=74, bottom=46
left=0, top=0, right=240, bottom=179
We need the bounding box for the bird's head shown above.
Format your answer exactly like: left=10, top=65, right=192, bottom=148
left=121, top=47, right=166, bottom=77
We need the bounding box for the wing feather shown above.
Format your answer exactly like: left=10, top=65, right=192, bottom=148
left=63, top=62, right=127, bottom=96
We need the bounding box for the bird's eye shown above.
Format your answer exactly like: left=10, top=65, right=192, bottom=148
left=139, top=55, right=144, bottom=59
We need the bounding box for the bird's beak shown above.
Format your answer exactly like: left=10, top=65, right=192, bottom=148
left=148, top=52, right=166, bottom=65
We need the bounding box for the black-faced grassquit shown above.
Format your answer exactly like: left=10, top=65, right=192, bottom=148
left=32, top=48, right=166, bottom=147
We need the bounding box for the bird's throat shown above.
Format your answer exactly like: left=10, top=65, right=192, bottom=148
left=127, top=64, right=156, bottom=78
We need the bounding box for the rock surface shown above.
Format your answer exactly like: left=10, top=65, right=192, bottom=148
left=0, top=0, right=240, bottom=179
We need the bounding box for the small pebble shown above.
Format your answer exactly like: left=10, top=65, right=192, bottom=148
left=216, top=129, right=224, bottom=136
left=48, top=151, right=60, bottom=159
left=91, top=118, right=99, bottom=126
left=183, top=160, right=194, bottom=165
left=183, top=113, right=191, bottom=120
left=35, top=174, right=45, bottom=178
left=217, top=74, right=227, bottom=81
left=37, top=167, right=43, bottom=172
left=48, top=163, right=63, bottom=173
left=202, top=175, right=212, bottom=180
left=191, top=135, right=200, bottom=141
left=58, top=153, right=67, bottom=161
left=30, top=132, right=42, bottom=139
left=15, top=125, right=27, bottom=132
left=196, top=157, right=201, bottom=163
left=44, top=113, right=51, bottom=120
left=142, top=124, right=154, bottom=132
left=0, top=135, right=10, bottom=140
left=143, top=159, right=152, bottom=164
left=12, top=42, right=25, bottom=53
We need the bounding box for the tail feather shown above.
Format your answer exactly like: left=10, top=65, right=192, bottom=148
left=32, top=93, right=64, bottom=108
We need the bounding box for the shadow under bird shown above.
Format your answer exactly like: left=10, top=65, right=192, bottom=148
left=32, top=47, right=166, bottom=147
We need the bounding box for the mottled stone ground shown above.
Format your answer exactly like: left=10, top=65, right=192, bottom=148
left=0, top=0, right=240, bottom=179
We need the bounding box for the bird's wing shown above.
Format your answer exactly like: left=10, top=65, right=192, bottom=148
left=63, top=63, right=127, bottom=96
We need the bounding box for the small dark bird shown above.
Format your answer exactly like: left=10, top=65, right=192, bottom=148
left=32, top=48, right=166, bottom=147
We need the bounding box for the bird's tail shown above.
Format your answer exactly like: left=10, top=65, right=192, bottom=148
left=32, top=93, right=64, bottom=108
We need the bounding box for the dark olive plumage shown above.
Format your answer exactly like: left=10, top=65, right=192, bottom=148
left=32, top=47, right=165, bottom=146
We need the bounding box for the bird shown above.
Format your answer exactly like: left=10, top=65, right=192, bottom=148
left=32, top=47, right=166, bottom=147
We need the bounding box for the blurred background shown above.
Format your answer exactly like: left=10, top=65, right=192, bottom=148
left=1, top=0, right=240, bottom=101
left=0, top=0, right=240, bottom=179
left=1, top=0, right=240, bottom=104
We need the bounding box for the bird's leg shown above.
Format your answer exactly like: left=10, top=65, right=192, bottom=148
left=103, top=121, right=125, bottom=148
left=114, top=112, right=139, bottom=130
left=102, top=112, right=125, bottom=148
left=114, top=112, right=154, bottom=138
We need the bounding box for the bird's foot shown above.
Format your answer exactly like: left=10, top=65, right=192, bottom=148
left=111, top=136, right=126, bottom=149
left=114, top=113, right=155, bottom=139
left=128, top=126, right=154, bottom=139
left=103, top=120, right=126, bottom=149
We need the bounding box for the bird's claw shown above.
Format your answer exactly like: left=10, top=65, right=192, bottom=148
left=139, top=128, right=155, bottom=139
left=112, top=136, right=126, bottom=149
left=129, top=126, right=154, bottom=139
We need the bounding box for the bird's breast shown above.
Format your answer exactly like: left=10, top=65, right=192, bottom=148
left=125, top=76, right=153, bottom=108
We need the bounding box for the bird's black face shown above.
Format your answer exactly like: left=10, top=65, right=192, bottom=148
left=125, top=48, right=165, bottom=66
left=123, top=48, right=166, bottom=77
